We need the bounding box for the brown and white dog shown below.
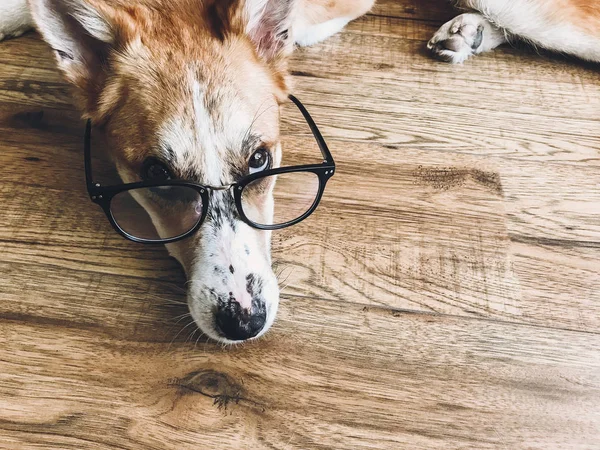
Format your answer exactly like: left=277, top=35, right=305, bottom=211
left=1, top=0, right=598, bottom=344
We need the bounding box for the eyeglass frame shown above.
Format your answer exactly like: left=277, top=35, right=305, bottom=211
left=85, top=94, right=336, bottom=244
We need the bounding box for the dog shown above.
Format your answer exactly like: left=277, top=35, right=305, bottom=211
left=1, top=0, right=598, bottom=345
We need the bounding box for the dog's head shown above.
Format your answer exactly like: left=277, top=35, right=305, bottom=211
left=29, top=0, right=299, bottom=343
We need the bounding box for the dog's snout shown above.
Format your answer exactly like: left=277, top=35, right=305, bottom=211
left=186, top=232, right=278, bottom=343
left=216, top=297, right=266, bottom=341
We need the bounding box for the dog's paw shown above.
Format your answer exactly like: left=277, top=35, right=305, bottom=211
left=0, top=0, right=34, bottom=42
left=427, top=13, right=506, bottom=64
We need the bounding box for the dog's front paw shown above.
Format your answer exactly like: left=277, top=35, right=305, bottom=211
left=427, top=13, right=506, bottom=63
left=0, top=26, right=29, bottom=42
left=0, top=0, right=34, bottom=42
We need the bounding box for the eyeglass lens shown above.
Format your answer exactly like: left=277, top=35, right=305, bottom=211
left=110, top=186, right=203, bottom=241
left=241, top=171, right=321, bottom=226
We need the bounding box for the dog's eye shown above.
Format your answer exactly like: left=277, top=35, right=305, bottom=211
left=248, top=148, right=271, bottom=174
left=142, top=159, right=172, bottom=181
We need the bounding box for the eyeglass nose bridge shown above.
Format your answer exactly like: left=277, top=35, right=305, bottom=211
left=205, top=183, right=235, bottom=192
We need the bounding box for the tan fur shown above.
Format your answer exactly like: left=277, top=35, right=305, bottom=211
left=49, top=0, right=287, bottom=169
left=559, top=0, right=600, bottom=36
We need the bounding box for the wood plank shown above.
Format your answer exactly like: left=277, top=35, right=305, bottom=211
left=0, top=295, right=599, bottom=449
left=2, top=25, right=598, bottom=166
left=287, top=15, right=600, bottom=165
left=2, top=23, right=599, bottom=166
left=1, top=2, right=599, bottom=448
left=1, top=110, right=599, bottom=331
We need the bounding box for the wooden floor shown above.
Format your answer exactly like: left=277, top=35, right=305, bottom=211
left=1, top=1, right=600, bottom=448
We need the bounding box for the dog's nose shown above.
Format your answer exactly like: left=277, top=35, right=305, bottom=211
left=215, top=298, right=266, bottom=341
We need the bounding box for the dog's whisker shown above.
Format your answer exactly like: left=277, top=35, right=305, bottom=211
left=172, top=311, right=191, bottom=319
left=172, top=313, right=192, bottom=325
left=194, top=330, right=209, bottom=351
left=183, top=278, right=213, bottom=287
left=277, top=268, right=294, bottom=285
left=185, top=327, right=199, bottom=345
left=139, top=294, right=187, bottom=306
left=157, top=283, right=187, bottom=294
left=278, top=266, right=296, bottom=293
left=168, top=319, right=198, bottom=349
left=279, top=281, right=293, bottom=294
left=202, top=335, right=212, bottom=352
left=273, top=265, right=286, bottom=279
left=159, top=299, right=188, bottom=307
left=241, top=99, right=276, bottom=146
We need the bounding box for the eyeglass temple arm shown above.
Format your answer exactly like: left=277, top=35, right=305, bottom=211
left=288, top=95, right=335, bottom=165
left=84, top=119, right=97, bottom=193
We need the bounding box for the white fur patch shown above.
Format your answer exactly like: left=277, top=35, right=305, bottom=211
left=191, top=78, right=222, bottom=185
left=70, top=0, right=113, bottom=43
left=295, top=17, right=352, bottom=47
left=0, top=0, right=32, bottom=40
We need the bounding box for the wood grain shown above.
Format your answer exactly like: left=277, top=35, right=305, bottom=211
left=1, top=0, right=599, bottom=448
left=370, top=0, right=456, bottom=22
left=2, top=130, right=599, bottom=331
left=1, top=297, right=599, bottom=449
left=287, top=15, right=600, bottom=165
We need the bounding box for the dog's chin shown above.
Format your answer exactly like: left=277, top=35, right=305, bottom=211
left=195, top=322, right=271, bottom=346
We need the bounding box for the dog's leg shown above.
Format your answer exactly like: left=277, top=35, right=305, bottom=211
left=295, top=17, right=355, bottom=46
left=428, top=0, right=600, bottom=63
left=0, top=0, right=32, bottom=41
left=294, top=0, right=375, bottom=46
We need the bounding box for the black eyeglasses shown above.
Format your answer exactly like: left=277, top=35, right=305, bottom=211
left=85, top=95, right=335, bottom=244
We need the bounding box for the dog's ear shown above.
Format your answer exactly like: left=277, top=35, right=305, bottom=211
left=244, top=0, right=297, bottom=61
left=28, top=0, right=123, bottom=116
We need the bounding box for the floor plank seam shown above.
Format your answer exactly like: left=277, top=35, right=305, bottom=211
left=280, top=293, right=600, bottom=336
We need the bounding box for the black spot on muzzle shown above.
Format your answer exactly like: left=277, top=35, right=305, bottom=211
left=245, top=274, right=264, bottom=298
left=207, top=191, right=239, bottom=232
